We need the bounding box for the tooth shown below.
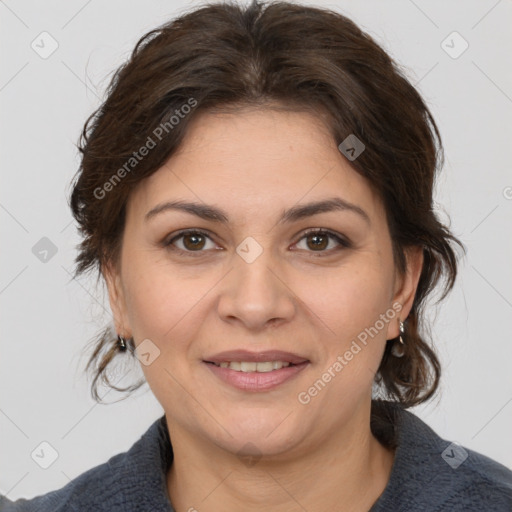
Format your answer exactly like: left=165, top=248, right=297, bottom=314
left=256, top=362, right=275, bottom=372
left=216, top=361, right=293, bottom=372
left=240, top=362, right=257, bottom=372
left=272, top=361, right=290, bottom=369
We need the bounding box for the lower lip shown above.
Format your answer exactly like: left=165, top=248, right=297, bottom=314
left=204, top=361, right=309, bottom=391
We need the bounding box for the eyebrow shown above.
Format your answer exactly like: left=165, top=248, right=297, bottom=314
left=144, top=197, right=371, bottom=226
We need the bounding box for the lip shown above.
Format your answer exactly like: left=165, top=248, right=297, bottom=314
left=204, top=360, right=310, bottom=392
left=204, top=349, right=309, bottom=365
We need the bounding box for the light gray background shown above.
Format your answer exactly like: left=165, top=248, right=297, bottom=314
left=1, top=0, right=511, bottom=500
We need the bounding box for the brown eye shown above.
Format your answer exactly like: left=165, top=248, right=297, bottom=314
left=305, top=232, right=329, bottom=251
left=182, top=232, right=206, bottom=251
left=165, top=229, right=216, bottom=255
left=294, top=229, right=350, bottom=254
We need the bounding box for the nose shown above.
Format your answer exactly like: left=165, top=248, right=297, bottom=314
left=216, top=247, right=296, bottom=332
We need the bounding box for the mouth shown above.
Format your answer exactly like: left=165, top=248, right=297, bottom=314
left=205, top=360, right=298, bottom=372
left=202, top=350, right=310, bottom=391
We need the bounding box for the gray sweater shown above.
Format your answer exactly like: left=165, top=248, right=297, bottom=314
left=2, top=401, right=511, bottom=511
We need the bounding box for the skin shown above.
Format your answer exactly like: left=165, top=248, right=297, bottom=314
left=105, top=107, right=423, bottom=512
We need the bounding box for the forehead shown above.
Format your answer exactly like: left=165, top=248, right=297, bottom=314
left=126, top=109, right=384, bottom=226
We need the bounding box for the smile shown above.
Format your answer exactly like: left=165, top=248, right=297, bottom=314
left=204, top=360, right=309, bottom=391
left=209, top=361, right=291, bottom=372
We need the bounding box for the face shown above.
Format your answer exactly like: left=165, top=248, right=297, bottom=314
left=105, top=107, right=422, bottom=460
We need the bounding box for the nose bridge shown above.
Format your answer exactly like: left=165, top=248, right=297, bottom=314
left=217, top=235, right=295, bottom=328
left=233, top=236, right=283, bottom=305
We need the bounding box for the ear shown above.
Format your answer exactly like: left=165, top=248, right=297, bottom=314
left=387, top=246, right=424, bottom=340
left=102, top=261, right=132, bottom=338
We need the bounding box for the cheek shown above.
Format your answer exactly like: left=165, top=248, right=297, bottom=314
left=122, top=266, right=206, bottom=399
left=311, top=263, right=393, bottom=338
left=120, top=253, right=193, bottom=341
left=125, top=280, right=197, bottom=342
left=121, top=258, right=222, bottom=373
left=305, top=262, right=394, bottom=390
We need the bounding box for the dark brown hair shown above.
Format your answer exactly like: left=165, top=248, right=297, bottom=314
left=69, top=0, right=465, bottom=405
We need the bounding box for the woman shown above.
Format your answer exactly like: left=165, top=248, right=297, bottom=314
left=2, top=1, right=511, bottom=511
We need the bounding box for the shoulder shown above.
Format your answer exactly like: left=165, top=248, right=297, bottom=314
left=0, top=450, right=128, bottom=512
left=371, top=401, right=512, bottom=511
left=0, top=415, right=173, bottom=512
left=414, top=444, right=512, bottom=511
left=438, top=445, right=512, bottom=510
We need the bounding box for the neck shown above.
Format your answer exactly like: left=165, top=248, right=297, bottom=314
left=166, top=404, right=395, bottom=512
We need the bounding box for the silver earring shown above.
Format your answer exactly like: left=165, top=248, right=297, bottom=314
left=117, top=335, right=127, bottom=352
left=391, top=320, right=405, bottom=358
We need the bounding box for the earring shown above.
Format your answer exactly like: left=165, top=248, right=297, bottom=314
left=391, top=320, right=405, bottom=358
left=117, top=335, right=127, bottom=352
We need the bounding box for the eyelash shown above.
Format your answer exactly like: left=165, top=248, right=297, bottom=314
left=163, top=228, right=351, bottom=257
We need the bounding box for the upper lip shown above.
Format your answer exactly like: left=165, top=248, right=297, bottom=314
left=204, top=350, right=309, bottom=365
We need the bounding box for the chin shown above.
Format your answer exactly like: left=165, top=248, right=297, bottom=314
left=208, top=413, right=307, bottom=458
left=218, top=432, right=302, bottom=461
